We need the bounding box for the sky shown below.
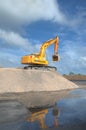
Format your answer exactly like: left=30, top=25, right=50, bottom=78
left=0, top=0, right=86, bottom=74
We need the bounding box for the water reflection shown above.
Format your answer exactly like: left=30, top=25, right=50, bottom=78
left=0, top=100, right=29, bottom=123
left=27, top=104, right=60, bottom=129
left=0, top=88, right=86, bottom=130
left=27, top=108, right=48, bottom=129
left=52, top=106, right=60, bottom=128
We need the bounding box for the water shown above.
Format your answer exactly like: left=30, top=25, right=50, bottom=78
left=72, top=80, right=86, bottom=86
left=0, top=82, right=86, bottom=130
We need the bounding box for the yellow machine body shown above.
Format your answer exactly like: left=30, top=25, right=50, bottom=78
left=21, top=36, right=60, bottom=66
left=21, top=54, right=48, bottom=65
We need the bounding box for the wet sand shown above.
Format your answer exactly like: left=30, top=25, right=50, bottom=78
left=0, top=80, right=85, bottom=108
left=0, top=90, right=71, bottom=108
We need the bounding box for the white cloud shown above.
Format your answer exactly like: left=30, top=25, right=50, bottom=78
left=0, top=0, right=85, bottom=74
left=0, top=29, right=30, bottom=48
left=0, top=28, right=42, bottom=67
left=80, top=57, right=86, bottom=62
left=56, top=40, right=86, bottom=74
left=0, top=29, right=42, bottom=58
left=70, top=7, right=86, bottom=28
left=0, top=28, right=41, bottom=50
left=0, top=51, right=20, bottom=67
left=79, top=56, right=86, bottom=67
left=0, top=0, right=66, bottom=30
left=0, top=0, right=85, bottom=30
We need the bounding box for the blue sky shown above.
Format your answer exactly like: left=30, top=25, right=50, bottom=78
left=0, top=0, right=86, bottom=74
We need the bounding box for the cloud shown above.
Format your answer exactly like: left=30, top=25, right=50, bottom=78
left=0, top=29, right=29, bottom=48
left=0, top=0, right=85, bottom=30
left=0, top=0, right=85, bottom=74
left=0, top=0, right=66, bottom=31
left=70, top=9, right=86, bottom=28
left=0, top=51, right=20, bottom=67
left=56, top=39, right=86, bottom=74
left=0, top=28, right=42, bottom=67
left=0, top=29, right=41, bottom=52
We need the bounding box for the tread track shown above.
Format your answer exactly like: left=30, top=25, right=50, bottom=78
left=24, top=65, right=57, bottom=71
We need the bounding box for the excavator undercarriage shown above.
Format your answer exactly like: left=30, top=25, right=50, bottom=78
left=23, top=64, right=57, bottom=71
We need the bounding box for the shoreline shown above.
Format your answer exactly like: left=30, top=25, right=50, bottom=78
left=0, top=81, right=85, bottom=108
left=64, top=75, right=86, bottom=81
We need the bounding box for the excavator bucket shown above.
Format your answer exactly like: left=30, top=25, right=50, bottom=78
left=52, top=54, right=60, bottom=61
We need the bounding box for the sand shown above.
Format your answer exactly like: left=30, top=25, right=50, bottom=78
left=0, top=68, right=85, bottom=108
left=0, top=68, right=78, bottom=93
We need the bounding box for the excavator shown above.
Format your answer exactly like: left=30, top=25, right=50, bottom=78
left=21, top=36, right=60, bottom=70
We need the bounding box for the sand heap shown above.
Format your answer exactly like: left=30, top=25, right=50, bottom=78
left=0, top=68, right=78, bottom=93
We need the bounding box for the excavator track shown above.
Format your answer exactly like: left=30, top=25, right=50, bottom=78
left=24, top=65, right=57, bottom=71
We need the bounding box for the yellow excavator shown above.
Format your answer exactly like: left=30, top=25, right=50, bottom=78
left=21, top=36, right=60, bottom=70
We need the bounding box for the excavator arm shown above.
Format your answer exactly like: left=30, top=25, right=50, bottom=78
left=39, top=36, right=59, bottom=61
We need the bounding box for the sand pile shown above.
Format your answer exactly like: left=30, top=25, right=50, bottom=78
left=0, top=68, right=78, bottom=93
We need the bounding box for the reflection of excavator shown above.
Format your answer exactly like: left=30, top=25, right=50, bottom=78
left=27, top=107, right=60, bottom=129
left=21, top=36, right=60, bottom=69
left=27, top=109, right=48, bottom=129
